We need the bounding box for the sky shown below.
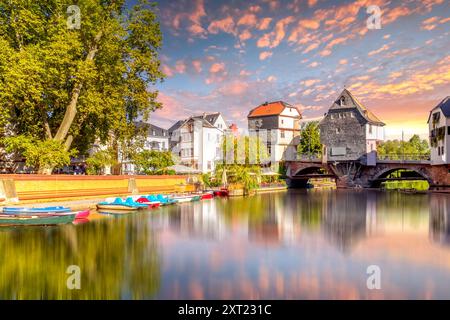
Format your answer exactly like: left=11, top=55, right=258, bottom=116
left=148, top=0, right=450, bottom=139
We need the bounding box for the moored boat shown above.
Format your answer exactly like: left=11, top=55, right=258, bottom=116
left=96, top=197, right=147, bottom=211
left=135, top=197, right=161, bottom=209
left=199, top=191, right=214, bottom=200
left=170, top=194, right=201, bottom=203
left=213, top=189, right=229, bottom=197
left=0, top=212, right=76, bottom=226
left=75, top=210, right=90, bottom=219
left=2, top=206, right=71, bottom=214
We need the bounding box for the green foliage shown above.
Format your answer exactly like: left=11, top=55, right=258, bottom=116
left=298, top=121, right=322, bottom=156
left=0, top=0, right=165, bottom=170
left=381, top=180, right=429, bottom=191
left=131, top=150, right=175, bottom=175
left=2, top=135, right=77, bottom=172
left=378, top=135, right=430, bottom=159
left=86, top=148, right=117, bottom=175
left=221, top=134, right=269, bottom=165
left=215, top=163, right=261, bottom=193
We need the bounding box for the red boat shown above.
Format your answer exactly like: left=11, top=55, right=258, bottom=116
left=136, top=197, right=161, bottom=209
left=75, top=210, right=90, bottom=219
left=213, top=189, right=229, bottom=197
left=200, top=191, right=214, bottom=200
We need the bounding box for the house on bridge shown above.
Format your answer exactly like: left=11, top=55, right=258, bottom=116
left=319, top=89, right=385, bottom=165
left=247, top=101, right=302, bottom=163
left=428, top=96, right=450, bottom=165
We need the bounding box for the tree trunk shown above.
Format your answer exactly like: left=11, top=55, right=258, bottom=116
left=38, top=32, right=102, bottom=175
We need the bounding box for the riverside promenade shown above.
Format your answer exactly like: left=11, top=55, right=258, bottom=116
left=0, top=174, right=194, bottom=204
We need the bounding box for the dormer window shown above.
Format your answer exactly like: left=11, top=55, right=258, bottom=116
left=339, top=96, right=346, bottom=106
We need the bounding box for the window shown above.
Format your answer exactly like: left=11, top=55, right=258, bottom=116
left=340, top=96, right=346, bottom=106
left=447, top=126, right=450, bottom=135
left=162, top=142, right=166, bottom=149
left=350, top=112, right=355, bottom=118
left=336, top=128, right=341, bottom=134
left=369, top=125, right=373, bottom=134
left=163, top=131, right=166, bottom=136
left=207, top=161, right=212, bottom=170
left=152, top=130, right=156, bottom=136
left=442, top=146, right=445, bottom=155
left=281, top=119, right=284, bottom=124
left=281, top=130, right=285, bottom=138
left=330, top=114, right=334, bottom=120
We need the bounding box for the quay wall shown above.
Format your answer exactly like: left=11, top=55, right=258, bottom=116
left=0, top=175, right=195, bottom=203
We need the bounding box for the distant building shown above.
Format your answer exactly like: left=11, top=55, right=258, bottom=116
left=319, top=89, right=385, bottom=164
left=169, top=113, right=227, bottom=173
left=428, top=96, right=450, bottom=165
left=247, top=101, right=302, bottom=163
left=121, top=122, right=170, bottom=174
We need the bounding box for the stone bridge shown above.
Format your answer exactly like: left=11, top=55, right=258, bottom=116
left=285, top=159, right=450, bottom=189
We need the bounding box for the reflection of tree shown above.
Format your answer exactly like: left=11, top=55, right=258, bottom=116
left=429, top=194, right=450, bottom=246
left=0, top=215, right=161, bottom=299
left=322, top=191, right=368, bottom=253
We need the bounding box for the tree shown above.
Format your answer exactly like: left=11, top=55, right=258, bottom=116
left=298, top=121, right=322, bottom=156
left=2, top=135, right=77, bottom=173
left=378, top=135, right=430, bottom=159
left=0, top=0, right=165, bottom=174
left=131, top=150, right=175, bottom=175
left=86, top=148, right=117, bottom=175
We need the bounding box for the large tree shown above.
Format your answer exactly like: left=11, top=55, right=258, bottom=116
left=0, top=0, right=164, bottom=173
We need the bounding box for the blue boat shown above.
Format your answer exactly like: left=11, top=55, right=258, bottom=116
left=96, top=197, right=148, bottom=211
left=2, top=206, right=71, bottom=214
left=147, top=194, right=177, bottom=205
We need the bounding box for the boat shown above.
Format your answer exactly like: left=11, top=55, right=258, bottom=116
left=198, top=191, right=214, bottom=200
left=135, top=197, right=161, bottom=209
left=170, top=194, right=201, bottom=203
left=213, top=189, right=229, bottom=197
left=2, top=206, right=71, bottom=214
left=75, top=209, right=90, bottom=219
left=96, top=197, right=147, bottom=211
left=0, top=212, right=76, bottom=226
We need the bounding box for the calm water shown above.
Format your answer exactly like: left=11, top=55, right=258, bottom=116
left=1, top=190, right=450, bottom=299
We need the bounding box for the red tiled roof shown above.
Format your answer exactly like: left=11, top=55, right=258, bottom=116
left=248, top=101, right=297, bottom=118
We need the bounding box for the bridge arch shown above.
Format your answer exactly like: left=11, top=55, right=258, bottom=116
left=370, top=167, right=433, bottom=188
left=293, top=166, right=329, bottom=176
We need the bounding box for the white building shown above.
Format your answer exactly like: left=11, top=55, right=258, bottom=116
left=247, top=101, right=302, bottom=163
left=428, top=96, right=450, bottom=165
left=169, top=113, right=227, bottom=173
left=121, top=122, right=170, bottom=174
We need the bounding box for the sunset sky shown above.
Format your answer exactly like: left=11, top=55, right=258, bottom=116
left=149, top=0, right=450, bottom=139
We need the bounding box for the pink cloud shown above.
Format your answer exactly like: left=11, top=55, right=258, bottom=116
left=257, top=16, right=295, bottom=48
left=339, top=59, right=348, bottom=65
left=174, top=60, right=187, bottom=74
left=308, top=61, right=320, bottom=68
left=192, top=60, right=202, bottom=73
left=259, top=51, right=273, bottom=60
left=239, top=29, right=252, bottom=42
left=209, top=62, right=225, bottom=73
left=237, top=14, right=258, bottom=27
left=208, top=16, right=236, bottom=35
left=368, top=44, right=390, bottom=56
left=303, top=42, right=319, bottom=54
left=258, top=18, right=272, bottom=30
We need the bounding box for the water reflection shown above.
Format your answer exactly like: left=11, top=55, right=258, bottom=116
left=1, top=190, right=450, bottom=299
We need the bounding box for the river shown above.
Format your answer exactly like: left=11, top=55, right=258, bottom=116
left=1, top=189, right=450, bottom=299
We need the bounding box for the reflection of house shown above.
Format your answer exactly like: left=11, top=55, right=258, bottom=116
left=322, top=191, right=368, bottom=252
left=430, top=194, right=450, bottom=245
left=428, top=97, right=450, bottom=165
left=319, top=89, right=385, bottom=164
left=247, top=101, right=302, bottom=163
left=167, top=200, right=225, bottom=240
left=169, top=113, right=227, bottom=173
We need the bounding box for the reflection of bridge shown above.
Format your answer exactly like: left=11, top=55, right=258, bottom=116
left=286, top=155, right=450, bottom=189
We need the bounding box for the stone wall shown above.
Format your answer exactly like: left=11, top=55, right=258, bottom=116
left=319, top=108, right=367, bottom=162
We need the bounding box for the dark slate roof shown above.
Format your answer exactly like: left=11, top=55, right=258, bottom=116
left=329, top=89, right=385, bottom=126
left=168, top=120, right=185, bottom=133
left=134, top=121, right=169, bottom=137
left=427, top=96, right=450, bottom=123
left=169, top=113, right=223, bottom=133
